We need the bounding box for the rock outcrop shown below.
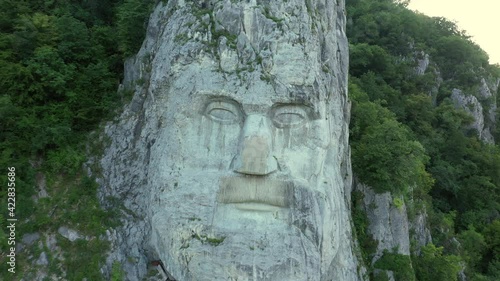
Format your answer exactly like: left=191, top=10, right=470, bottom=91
left=356, top=182, right=411, bottom=260
left=415, top=51, right=498, bottom=144
left=451, top=88, right=495, bottom=143
left=98, top=0, right=363, bottom=280
left=354, top=180, right=431, bottom=280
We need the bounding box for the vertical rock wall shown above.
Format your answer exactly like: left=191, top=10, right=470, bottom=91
left=98, top=1, right=363, bottom=280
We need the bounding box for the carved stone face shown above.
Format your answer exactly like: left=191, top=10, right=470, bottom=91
left=147, top=61, right=345, bottom=280
left=143, top=1, right=349, bottom=280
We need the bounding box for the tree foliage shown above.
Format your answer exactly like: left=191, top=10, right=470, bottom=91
left=350, top=83, right=432, bottom=195
left=0, top=0, right=152, bottom=278
left=374, top=250, right=416, bottom=281
left=414, top=244, right=462, bottom=281
left=116, top=0, right=156, bottom=57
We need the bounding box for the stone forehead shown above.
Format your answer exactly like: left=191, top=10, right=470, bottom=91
left=152, top=63, right=333, bottom=118
left=146, top=1, right=347, bottom=118
left=170, top=0, right=336, bottom=61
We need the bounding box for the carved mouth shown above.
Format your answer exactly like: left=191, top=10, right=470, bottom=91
left=216, top=176, right=293, bottom=208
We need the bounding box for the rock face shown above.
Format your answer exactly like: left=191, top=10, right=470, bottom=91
left=414, top=50, right=498, bottom=144
left=410, top=209, right=432, bottom=254
left=413, top=51, right=442, bottom=105
left=414, top=51, right=429, bottom=75
left=354, top=181, right=432, bottom=280
left=99, top=0, right=362, bottom=280
left=355, top=182, right=411, bottom=260
left=451, top=88, right=494, bottom=143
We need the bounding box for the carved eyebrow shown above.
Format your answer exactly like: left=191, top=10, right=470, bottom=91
left=205, top=95, right=240, bottom=104
left=272, top=99, right=313, bottom=107
left=195, top=92, right=322, bottom=118
left=286, top=87, right=325, bottom=116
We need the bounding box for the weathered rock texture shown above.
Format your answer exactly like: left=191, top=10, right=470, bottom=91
left=451, top=88, right=495, bottom=143
left=415, top=51, right=498, bottom=144
left=98, top=0, right=363, bottom=280
left=413, top=50, right=442, bottom=105
left=414, top=49, right=500, bottom=145
left=355, top=182, right=410, bottom=261
left=414, top=51, right=429, bottom=76
left=354, top=180, right=432, bottom=281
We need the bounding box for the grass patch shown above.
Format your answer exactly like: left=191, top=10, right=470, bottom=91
left=192, top=233, right=226, bottom=246
left=58, top=236, right=110, bottom=281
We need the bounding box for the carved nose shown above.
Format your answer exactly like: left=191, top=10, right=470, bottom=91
left=231, top=115, right=278, bottom=175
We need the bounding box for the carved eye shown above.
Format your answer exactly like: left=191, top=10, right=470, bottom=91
left=272, top=105, right=309, bottom=128
left=205, top=101, right=242, bottom=124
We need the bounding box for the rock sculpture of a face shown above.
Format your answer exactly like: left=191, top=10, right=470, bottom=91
left=102, top=0, right=355, bottom=280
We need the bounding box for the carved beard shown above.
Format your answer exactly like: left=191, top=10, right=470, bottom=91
left=149, top=169, right=340, bottom=281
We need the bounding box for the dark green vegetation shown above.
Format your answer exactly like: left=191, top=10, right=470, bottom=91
left=0, top=0, right=155, bottom=279
left=351, top=190, right=378, bottom=266
left=374, top=250, right=416, bottom=281
left=348, top=0, right=500, bottom=280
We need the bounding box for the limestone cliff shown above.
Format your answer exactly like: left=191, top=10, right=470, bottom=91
left=353, top=180, right=432, bottom=280
left=450, top=81, right=498, bottom=144
left=98, top=1, right=364, bottom=280
left=413, top=51, right=499, bottom=144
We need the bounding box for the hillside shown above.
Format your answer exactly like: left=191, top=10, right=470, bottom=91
left=347, top=1, right=500, bottom=280
left=0, top=0, right=499, bottom=280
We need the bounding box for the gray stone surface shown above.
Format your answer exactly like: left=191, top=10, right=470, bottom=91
left=22, top=232, right=41, bottom=245
left=17, top=232, right=41, bottom=252
left=451, top=88, right=494, bottom=143
left=36, top=252, right=49, bottom=266
left=479, top=78, right=494, bottom=99
left=450, top=75, right=499, bottom=145
left=412, top=50, right=441, bottom=104
left=98, top=0, right=363, bottom=280
left=410, top=210, right=432, bottom=254
left=57, top=226, right=86, bottom=242
left=415, top=51, right=429, bottom=75
left=35, top=172, right=48, bottom=202
left=355, top=181, right=411, bottom=262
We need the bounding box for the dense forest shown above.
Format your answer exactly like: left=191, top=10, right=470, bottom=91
left=348, top=0, right=500, bottom=280
left=0, top=0, right=499, bottom=280
left=0, top=0, right=155, bottom=279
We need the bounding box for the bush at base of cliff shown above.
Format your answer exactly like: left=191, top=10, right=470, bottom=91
left=374, top=250, right=416, bottom=281
left=414, top=244, right=462, bottom=281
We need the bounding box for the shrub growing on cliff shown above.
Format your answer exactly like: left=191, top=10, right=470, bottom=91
left=0, top=0, right=125, bottom=279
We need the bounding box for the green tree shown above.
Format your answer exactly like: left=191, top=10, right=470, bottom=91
left=415, top=244, right=462, bottom=281
left=459, top=227, right=487, bottom=272
left=350, top=82, right=432, bottom=195
left=374, top=250, right=416, bottom=281
left=116, top=0, right=155, bottom=57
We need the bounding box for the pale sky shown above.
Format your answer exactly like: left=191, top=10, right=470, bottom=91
left=408, top=0, right=500, bottom=65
